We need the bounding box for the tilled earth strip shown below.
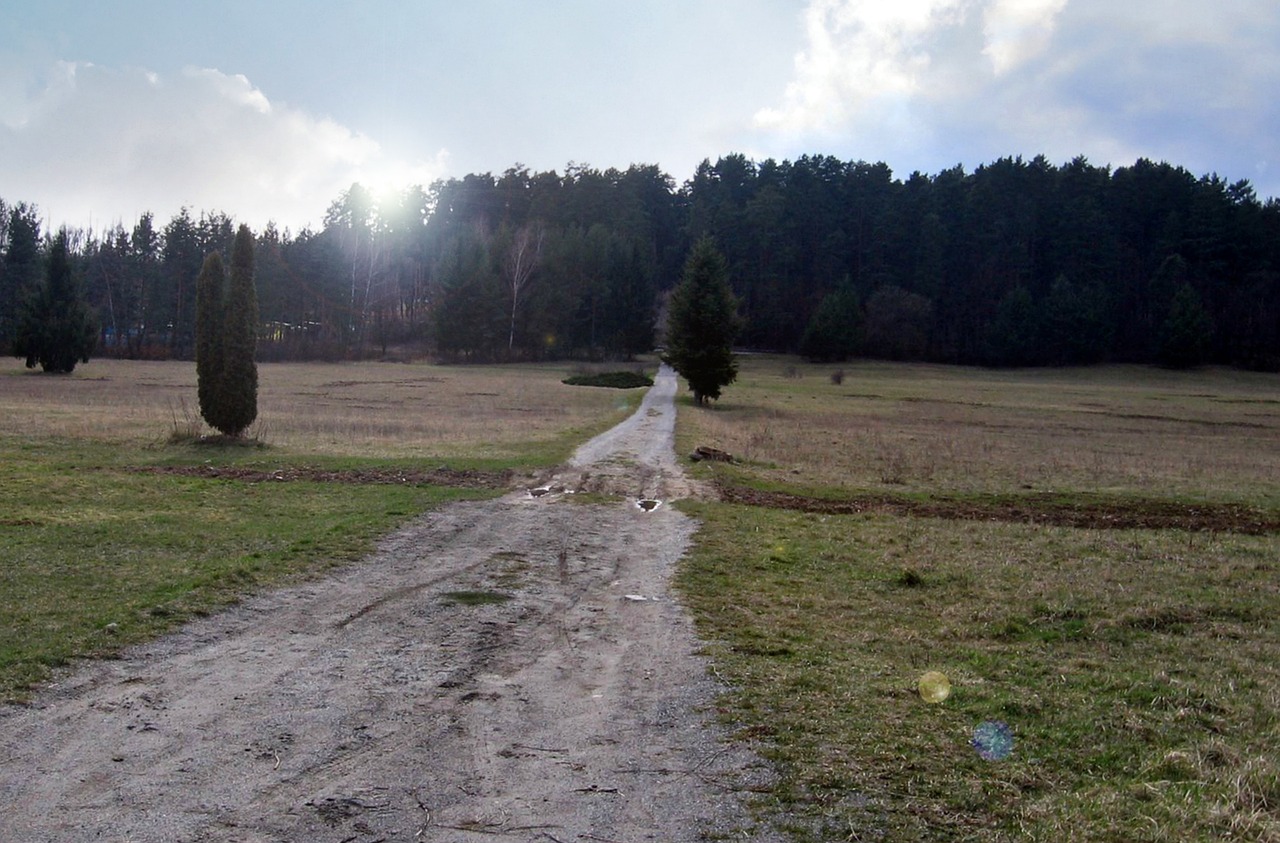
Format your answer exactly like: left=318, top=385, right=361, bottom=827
left=716, top=481, right=1280, bottom=534
left=129, top=464, right=514, bottom=489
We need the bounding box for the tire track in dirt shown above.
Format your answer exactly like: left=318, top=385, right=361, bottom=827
left=0, top=364, right=780, bottom=842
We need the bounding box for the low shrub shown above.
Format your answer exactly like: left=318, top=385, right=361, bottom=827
left=562, top=371, right=654, bottom=389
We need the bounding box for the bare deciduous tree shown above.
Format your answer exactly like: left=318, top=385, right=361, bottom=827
left=504, top=222, right=544, bottom=354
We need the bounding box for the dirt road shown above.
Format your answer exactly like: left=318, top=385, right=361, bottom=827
left=0, top=365, right=779, bottom=842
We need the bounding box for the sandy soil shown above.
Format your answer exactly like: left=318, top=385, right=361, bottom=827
left=0, top=365, right=780, bottom=842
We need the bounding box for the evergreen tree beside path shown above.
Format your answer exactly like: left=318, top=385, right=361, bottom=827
left=663, top=236, right=743, bottom=405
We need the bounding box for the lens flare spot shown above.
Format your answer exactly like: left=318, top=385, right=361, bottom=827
left=918, top=671, right=951, bottom=704
left=972, top=720, right=1014, bottom=761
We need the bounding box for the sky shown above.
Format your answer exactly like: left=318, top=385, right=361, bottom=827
left=2, top=0, right=1277, bottom=234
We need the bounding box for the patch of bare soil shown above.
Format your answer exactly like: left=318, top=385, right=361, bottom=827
left=715, top=482, right=1280, bottom=534
left=0, top=366, right=779, bottom=842
left=132, top=464, right=513, bottom=489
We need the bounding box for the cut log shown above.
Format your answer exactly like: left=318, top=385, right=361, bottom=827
left=690, top=445, right=733, bottom=463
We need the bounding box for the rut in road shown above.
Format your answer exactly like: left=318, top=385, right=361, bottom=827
left=0, top=365, right=780, bottom=842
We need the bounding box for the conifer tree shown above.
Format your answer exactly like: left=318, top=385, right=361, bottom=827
left=195, top=224, right=258, bottom=437
left=663, top=237, right=742, bottom=404
left=984, top=286, right=1041, bottom=366
left=799, top=280, right=861, bottom=362
left=1158, top=281, right=1213, bottom=368
left=2, top=202, right=43, bottom=348
left=195, top=251, right=226, bottom=425
left=602, top=240, right=656, bottom=360
left=218, top=224, right=259, bottom=436
left=13, top=229, right=96, bottom=373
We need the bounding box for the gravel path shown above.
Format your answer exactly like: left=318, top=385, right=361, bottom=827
left=0, top=364, right=779, bottom=842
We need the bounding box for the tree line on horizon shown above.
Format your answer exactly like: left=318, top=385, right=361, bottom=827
left=2, top=153, right=1278, bottom=370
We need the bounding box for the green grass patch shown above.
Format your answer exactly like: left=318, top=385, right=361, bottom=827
left=676, top=501, right=1280, bottom=841
left=441, top=590, right=514, bottom=606
left=0, top=438, right=492, bottom=702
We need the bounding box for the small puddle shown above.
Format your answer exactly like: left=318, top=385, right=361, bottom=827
left=636, top=499, right=662, bottom=512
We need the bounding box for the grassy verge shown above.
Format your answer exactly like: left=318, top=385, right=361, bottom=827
left=673, top=357, right=1280, bottom=841
left=0, top=358, right=641, bottom=701
left=0, top=437, right=492, bottom=701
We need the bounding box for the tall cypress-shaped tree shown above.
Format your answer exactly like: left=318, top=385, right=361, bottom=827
left=219, top=225, right=259, bottom=436
left=13, top=229, right=96, bottom=373
left=195, top=225, right=258, bottom=437
left=663, top=237, right=742, bottom=404
left=195, top=251, right=226, bottom=426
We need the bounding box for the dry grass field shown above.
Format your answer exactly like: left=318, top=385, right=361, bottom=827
left=684, top=357, right=1280, bottom=506
left=674, top=356, right=1280, bottom=841
left=0, top=356, right=641, bottom=464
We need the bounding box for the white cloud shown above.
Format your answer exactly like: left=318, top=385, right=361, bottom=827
left=754, top=0, right=971, bottom=134
left=0, top=62, right=445, bottom=232
left=748, top=0, right=1280, bottom=200
left=191, top=67, right=273, bottom=115
left=982, top=0, right=1069, bottom=75
left=752, top=0, right=1071, bottom=134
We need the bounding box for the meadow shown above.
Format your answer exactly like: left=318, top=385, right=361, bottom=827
left=0, top=357, right=642, bottom=464
left=5, top=352, right=1278, bottom=840
left=674, top=356, right=1280, bottom=841
left=0, top=356, right=640, bottom=700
